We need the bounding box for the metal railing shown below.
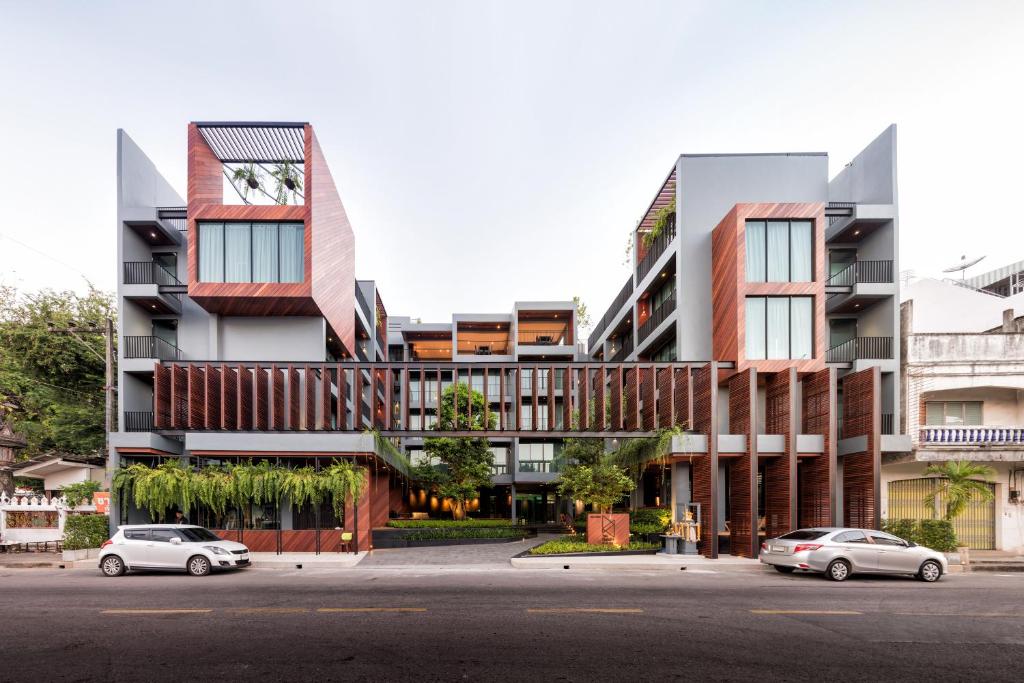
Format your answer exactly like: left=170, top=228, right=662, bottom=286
left=881, top=412, right=894, bottom=435
left=589, top=276, right=634, bottom=350
left=123, top=335, right=181, bottom=360
left=637, top=291, right=676, bottom=344
left=920, top=426, right=1024, bottom=446
left=826, top=202, right=855, bottom=226
left=827, top=260, right=894, bottom=287
left=123, top=261, right=182, bottom=286
left=610, top=333, right=634, bottom=362
left=157, top=207, right=187, bottom=231
left=636, top=214, right=676, bottom=283
left=355, top=287, right=372, bottom=326
left=826, top=336, right=892, bottom=363
left=124, top=411, right=154, bottom=432
left=518, top=329, right=568, bottom=346
left=518, top=460, right=561, bottom=474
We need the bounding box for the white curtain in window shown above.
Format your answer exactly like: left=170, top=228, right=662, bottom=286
left=278, top=223, right=304, bottom=282
left=790, top=221, right=813, bottom=282
left=745, top=297, right=766, bottom=360
left=766, top=297, right=790, bottom=359
left=252, top=223, right=279, bottom=282
left=767, top=221, right=790, bottom=282
left=745, top=221, right=766, bottom=282
left=224, top=223, right=251, bottom=282
left=198, top=223, right=224, bottom=282
left=790, top=297, right=813, bottom=359
left=965, top=401, right=983, bottom=425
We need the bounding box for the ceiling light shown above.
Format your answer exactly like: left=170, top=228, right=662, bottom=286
left=661, top=272, right=667, bottom=277
left=853, top=230, right=861, bottom=236
left=150, top=231, right=157, bottom=238
left=151, top=304, right=157, bottom=309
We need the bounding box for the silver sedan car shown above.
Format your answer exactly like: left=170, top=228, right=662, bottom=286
left=759, top=527, right=948, bottom=582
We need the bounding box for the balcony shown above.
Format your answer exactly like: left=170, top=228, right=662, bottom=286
left=826, top=260, right=894, bottom=287
left=920, top=426, right=1024, bottom=446
left=589, top=276, right=634, bottom=351
left=636, top=214, right=676, bottom=284
left=124, top=335, right=181, bottom=361
left=637, top=291, right=676, bottom=344
left=124, top=411, right=154, bottom=432
left=355, top=287, right=373, bottom=328
left=610, top=333, right=634, bottom=362
left=882, top=412, right=894, bottom=436
left=122, top=261, right=184, bottom=314
left=124, top=261, right=182, bottom=287
left=826, top=336, right=892, bottom=363
left=518, top=328, right=569, bottom=346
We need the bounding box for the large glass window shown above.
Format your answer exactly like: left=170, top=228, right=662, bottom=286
left=518, top=442, right=564, bottom=473
left=198, top=222, right=304, bottom=283
left=745, top=219, right=813, bottom=283
left=926, top=401, right=983, bottom=426
left=745, top=296, right=814, bottom=360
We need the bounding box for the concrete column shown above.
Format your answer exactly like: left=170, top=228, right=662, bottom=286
left=672, top=462, right=691, bottom=523
left=510, top=484, right=517, bottom=523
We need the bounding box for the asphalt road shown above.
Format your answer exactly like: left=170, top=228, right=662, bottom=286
left=2, top=564, right=1023, bottom=681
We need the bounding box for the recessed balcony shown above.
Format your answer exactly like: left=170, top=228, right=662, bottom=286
left=920, top=426, right=1024, bottom=447
left=826, top=336, right=892, bottom=363
left=122, top=261, right=184, bottom=314
left=123, top=335, right=181, bottom=361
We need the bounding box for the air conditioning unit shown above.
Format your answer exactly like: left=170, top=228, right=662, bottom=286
left=476, top=346, right=492, bottom=355
left=536, top=335, right=554, bottom=345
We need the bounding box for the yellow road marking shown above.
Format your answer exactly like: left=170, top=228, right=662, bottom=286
left=894, top=612, right=1024, bottom=618
left=751, top=609, right=862, bottom=615
left=527, top=608, right=644, bottom=614
left=227, top=607, right=309, bottom=614
left=317, top=608, right=427, bottom=613
left=102, top=609, right=212, bottom=615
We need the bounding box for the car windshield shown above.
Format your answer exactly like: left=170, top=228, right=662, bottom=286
left=779, top=530, right=829, bottom=540
left=176, top=527, right=221, bottom=542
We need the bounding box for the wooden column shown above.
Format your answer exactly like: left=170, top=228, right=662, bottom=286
left=727, top=368, right=758, bottom=559
left=840, top=366, right=882, bottom=529
left=238, top=365, right=253, bottom=430
left=691, top=362, right=719, bottom=559
left=800, top=367, right=837, bottom=527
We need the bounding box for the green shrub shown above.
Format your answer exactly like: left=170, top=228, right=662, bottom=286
left=630, top=523, right=666, bottom=535
left=387, top=519, right=513, bottom=529
left=63, top=514, right=110, bottom=550
left=881, top=518, right=958, bottom=553
left=528, top=535, right=660, bottom=555
left=630, top=507, right=671, bottom=529
left=402, top=527, right=527, bottom=540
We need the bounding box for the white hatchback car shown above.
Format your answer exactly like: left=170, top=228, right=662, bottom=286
left=99, top=525, right=250, bottom=577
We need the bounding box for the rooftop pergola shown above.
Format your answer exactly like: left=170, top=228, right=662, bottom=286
left=194, top=122, right=307, bottom=164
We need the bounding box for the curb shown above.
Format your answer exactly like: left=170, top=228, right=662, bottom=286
left=509, top=556, right=768, bottom=572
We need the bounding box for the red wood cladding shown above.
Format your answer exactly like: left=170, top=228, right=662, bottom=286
left=639, top=366, right=654, bottom=431
left=656, top=367, right=673, bottom=429
left=691, top=363, right=718, bottom=558
left=272, top=366, right=285, bottom=431
left=237, top=366, right=253, bottom=430
left=304, top=367, right=317, bottom=430
left=255, top=365, right=269, bottom=430
left=624, top=368, right=638, bottom=431
left=204, top=364, right=221, bottom=430
left=711, top=202, right=827, bottom=374
left=221, top=365, right=237, bottom=430
left=727, top=369, right=758, bottom=558
left=547, top=366, right=556, bottom=431
left=170, top=364, right=187, bottom=427
left=337, top=365, right=348, bottom=431
left=187, top=365, right=203, bottom=430
left=593, top=368, right=605, bottom=431
left=673, top=367, right=691, bottom=429
left=579, top=367, right=590, bottom=431
left=320, top=366, right=332, bottom=430
left=154, top=364, right=170, bottom=428
left=841, top=367, right=881, bottom=529
left=800, top=368, right=836, bottom=527
left=609, top=367, right=623, bottom=431
left=763, top=369, right=797, bottom=538
left=562, top=367, right=573, bottom=431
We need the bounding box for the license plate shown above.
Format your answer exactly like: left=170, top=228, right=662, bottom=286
left=772, top=545, right=786, bottom=553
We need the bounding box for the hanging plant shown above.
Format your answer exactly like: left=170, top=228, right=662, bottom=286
left=231, top=163, right=262, bottom=202
left=282, top=466, right=324, bottom=509
left=270, top=162, right=303, bottom=205
left=641, top=198, right=676, bottom=249
left=321, top=460, right=367, bottom=521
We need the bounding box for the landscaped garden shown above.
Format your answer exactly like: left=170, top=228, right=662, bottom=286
left=528, top=534, right=660, bottom=556
left=379, top=518, right=530, bottom=545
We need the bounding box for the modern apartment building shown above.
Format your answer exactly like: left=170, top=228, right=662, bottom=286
left=884, top=275, right=1024, bottom=551
left=586, top=125, right=910, bottom=556
left=111, top=120, right=903, bottom=558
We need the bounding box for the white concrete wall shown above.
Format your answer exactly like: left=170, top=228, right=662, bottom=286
left=903, top=278, right=1024, bottom=334
left=217, top=317, right=326, bottom=362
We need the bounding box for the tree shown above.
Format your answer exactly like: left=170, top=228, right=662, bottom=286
left=0, top=286, right=114, bottom=456
left=924, top=461, right=996, bottom=521
left=420, top=383, right=495, bottom=520
left=557, top=461, right=635, bottom=514
left=572, top=295, right=591, bottom=332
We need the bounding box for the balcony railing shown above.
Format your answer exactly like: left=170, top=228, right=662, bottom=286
left=920, top=426, right=1024, bottom=446
left=123, top=261, right=182, bottom=286
left=881, top=412, right=894, bottom=435
left=826, top=336, right=892, bottom=363
left=518, top=329, right=569, bottom=346
left=355, top=287, right=372, bottom=326
left=637, top=291, right=676, bottom=344
left=826, top=202, right=855, bottom=226
left=609, top=333, right=634, bottom=362
left=124, top=411, right=154, bottom=432
left=518, top=460, right=561, bottom=474
left=827, top=260, right=894, bottom=287
left=636, top=214, right=676, bottom=284
left=589, top=276, right=634, bottom=350
left=124, top=335, right=181, bottom=360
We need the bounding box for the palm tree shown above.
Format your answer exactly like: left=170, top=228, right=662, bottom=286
left=924, top=461, right=995, bottom=521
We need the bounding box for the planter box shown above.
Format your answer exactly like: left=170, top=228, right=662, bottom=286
left=373, top=536, right=529, bottom=549
left=586, top=513, right=630, bottom=546
left=62, top=548, right=100, bottom=562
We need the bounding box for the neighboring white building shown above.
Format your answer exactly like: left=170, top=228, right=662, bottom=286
left=883, top=276, right=1024, bottom=551
left=10, top=454, right=105, bottom=497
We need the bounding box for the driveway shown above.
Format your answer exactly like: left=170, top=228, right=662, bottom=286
left=358, top=534, right=554, bottom=567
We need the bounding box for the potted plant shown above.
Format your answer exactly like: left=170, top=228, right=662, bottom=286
left=270, top=162, right=303, bottom=205
left=924, top=460, right=996, bottom=566
left=231, top=163, right=262, bottom=202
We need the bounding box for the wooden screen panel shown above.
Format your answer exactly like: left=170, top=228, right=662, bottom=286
left=255, top=365, right=269, bottom=430
left=593, top=367, right=605, bottom=431
left=609, top=366, right=623, bottom=431
left=221, top=365, right=237, bottom=430
left=280, top=530, right=318, bottom=553
left=238, top=366, right=253, bottom=430
left=531, top=367, right=538, bottom=432
left=304, top=367, right=317, bottom=430
left=354, top=366, right=364, bottom=429
left=336, top=365, right=348, bottom=431
left=271, top=365, right=285, bottom=430
left=204, top=364, right=221, bottom=430
left=841, top=367, right=881, bottom=529
left=764, top=369, right=796, bottom=538
left=691, top=362, right=718, bottom=558
left=656, top=366, right=673, bottom=429
left=187, top=365, right=204, bottom=430
left=547, top=365, right=555, bottom=432
left=320, top=366, right=332, bottom=430
left=562, top=367, right=572, bottom=431
left=154, top=363, right=170, bottom=429
left=288, top=367, right=300, bottom=430
left=170, top=364, right=187, bottom=428
left=800, top=368, right=835, bottom=527
left=579, top=367, right=590, bottom=431
left=727, top=368, right=757, bottom=558
left=640, top=366, right=655, bottom=431
left=673, top=366, right=691, bottom=429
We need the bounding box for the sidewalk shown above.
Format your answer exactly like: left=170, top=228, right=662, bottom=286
left=248, top=552, right=366, bottom=569
left=510, top=552, right=767, bottom=572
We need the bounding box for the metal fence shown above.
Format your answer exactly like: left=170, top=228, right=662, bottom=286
left=887, top=478, right=994, bottom=549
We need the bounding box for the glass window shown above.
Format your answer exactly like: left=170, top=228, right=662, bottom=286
left=177, top=527, right=221, bottom=542
left=745, top=221, right=766, bottom=282
left=151, top=529, right=180, bottom=543
left=790, top=297, right=813, bottom=359
left=869, top=533, right=906, bottom=547
left=766, top=298, right=790, bottom=359
left=779, top=530, right=828, bottom=540
left=745, top=297, right=766, bottom=360
left=124, top=529, right=150, bottom=540
left=833, top=530, right=868, bottom=543
left=279, top=223, right=304, bottom=282
left=766, top=221, right=790, bottom=282
left=790, top=221, right=812, bottom=281
left=252, top=223, right=279, bottom=282
left=224, top=223, right=252, bottom=282
left=926, top=401, right=983, bottom=425
left=199, top=223, right=224, bottom=282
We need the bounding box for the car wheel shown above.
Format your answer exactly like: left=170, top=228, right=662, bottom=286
left=187, top=555, right=211, bottom=577
left=774, top=566, right=796, bottom=574
left=826, top=559, right=851, bottom=582
left=100, top=555, right=126, bottom=577
left=917, top=560, right=942, bottom=583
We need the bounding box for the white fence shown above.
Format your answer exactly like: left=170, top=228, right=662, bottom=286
left=0, top=492, right=98, bottom=545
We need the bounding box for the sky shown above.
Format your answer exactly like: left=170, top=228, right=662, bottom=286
left=0, top=1, right=1022, bottom=325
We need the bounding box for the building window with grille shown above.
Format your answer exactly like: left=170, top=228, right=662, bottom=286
left=745, top=296, right=813, bottom=360
left=926, top=401, right=983, bottom=425
left=745, top=220, right=813, bottom=283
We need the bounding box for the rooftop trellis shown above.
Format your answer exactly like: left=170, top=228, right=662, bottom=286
left=195, top=122, right=307, bottom=164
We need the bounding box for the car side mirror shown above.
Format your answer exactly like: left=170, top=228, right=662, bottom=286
left=170, top=537, right=181, bottom=545
left=906, top=541, right=917, bottom=548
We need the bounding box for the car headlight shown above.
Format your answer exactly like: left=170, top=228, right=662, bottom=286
left=204, top=546, right=230, bottom=556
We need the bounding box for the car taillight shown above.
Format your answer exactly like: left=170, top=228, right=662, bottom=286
left=100, top=539, right=112, bottom=549
left=793, top=543, right=822, bottom=553
left=760, top=542, right=768, bottom=551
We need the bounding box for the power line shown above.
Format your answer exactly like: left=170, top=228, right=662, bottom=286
left=0, top=231, right=97, bottom=286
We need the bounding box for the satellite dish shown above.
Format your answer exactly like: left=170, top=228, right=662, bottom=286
left=943, top=254, right=986, bottom=279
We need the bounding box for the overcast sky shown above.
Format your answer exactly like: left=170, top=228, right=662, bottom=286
left=1, top=1, right=1022, bottom=324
